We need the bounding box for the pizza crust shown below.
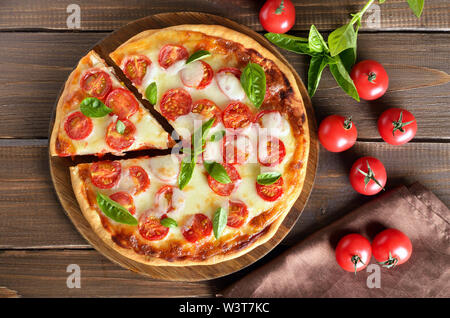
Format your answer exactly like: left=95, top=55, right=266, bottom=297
left=70, top=25, right=310, bottom=266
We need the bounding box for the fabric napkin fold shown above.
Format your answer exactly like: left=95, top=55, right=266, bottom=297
left=221, top=183, right=449, bottom=298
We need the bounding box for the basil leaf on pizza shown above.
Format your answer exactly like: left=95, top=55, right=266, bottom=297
left=160, top=217, right=178, bottom=228
left=241, top=62, right=266, bottom=108
left=96, top=192, right=138, bottom=226
left=204, top=161, right=231, bottom=184
left=213, top=207, right=228, bottom=239
left=257, top=171, right=282, bottom=185
left=186, top=50, right=211, bottom=65
left=178, top=156, right=196, bottom=190
left=116, top=119, right=126, bottom=134
left=145, top=82, right=157, bottom=105
left=80, top=97, right=112, bottom=118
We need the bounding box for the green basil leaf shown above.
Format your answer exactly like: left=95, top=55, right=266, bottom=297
left=407, top=0, right=424, bottom=18
left=256, top=171, right=281, bottom=185
left=329, top=56, right=360, bottom=102
left=210, top=130, right=225, bottom=142
left=328, top=22, right=358, bottom=57
left=213, top=207, right=228, bottom=239
left=308, top=25, right=328, bottom=53
left=160, top=217, right=178, bottom=228
left=116, top=119, right=125, bottom=134
left=96, top=192, right=138, bottom=225
left=145, top=82, right=157, bottom=105
left=178, top=156, right=196, bottom=190
left=80, top=97, right=112, bottom=118
left=192, top=117, right=215, bottom=154
left=307, top=55, right=329, bottom=98
left=186, top=50, right=211, bottom=65
left=339, top=47, right=357, bottom=73
left=264, top=33, right=316, bottom=56
left=241, top=62, right=266, bottom=108
left=203, top=161, right=231, bottom=184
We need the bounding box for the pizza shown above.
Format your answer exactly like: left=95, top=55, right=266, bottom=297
left=57, top=25, right=309, bottom=266
left=50, top=50, right=173, bottom=157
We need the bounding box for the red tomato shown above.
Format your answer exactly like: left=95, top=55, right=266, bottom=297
left=123, top=55, right=152, bottom=85
left=191, top=99, right=222, bottom=126
left=90, top=160, right=121, bottom=189
left=158, top=44, right=189, bottom=69
left=349, top=157, right=387, bottom=196
left=256, top=177, right=284, bottom=201
left=378, top=108, right=417, bottom=145
left=222, top=134, right=252, bottom=165
left=105, top=88, right=139, bottom=120
left=207, top=163, right=241, bottom=196
left=155, top=185, right=175, bottom=214
left=105, top=119, right=136, bottom=151
left=335, top=234, right=372, bottom=273
left=64, top=111, right=93, bottom=140
left=350, top=60, right=389, bottom=100
left=128, top=166, right=150, bottom=195
left=80, top=69, right=112, bottom=99
left=182, top=213, right=213, bottom=243
left=372, top=228, right=412, bottom=268
left=222, top=102, right=253, bottom=130
left=259, top=0, right=296, bottom=34
left=139, top=215, right=169, bottom=241
left=180, top=61, right=213, bottom=89
left=109, top=191, right=136, bottom=215
left=160, top=88, right=193, bottom=121
left=258, top=136, right=286, bottom=166
left=227, top=200, right=248, bottom=228
left=318, top=115, right=357, bottom=152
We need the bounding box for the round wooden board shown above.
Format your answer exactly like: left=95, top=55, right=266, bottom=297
left=49, top=12, right=319, bottom=282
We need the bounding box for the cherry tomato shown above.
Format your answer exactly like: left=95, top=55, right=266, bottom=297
left=222, top=102, right=253, bottom=130
left=349, top=157, right=387, bottom=196
left=105, top=88, right=139, bottom=120
left=180, top=61, right=213, bottom=89
left=207, top=163, right=241, bottom=196
left=109, top=191, right=136, bottom=215
left=64, top=111, right=93, bottom=140
left=227, top=200, right=248, bottom=228
left=105, top=119, right=136, bottom=151
left=378, top=108, right=417, bottom=145
left=259, top=0, right=296, bottom=34
left=335, top=234, right=372, bottom=273
left=80, top=69, right=112, bottom=99
left=139, top=215, right=169, bottom=241
left=191, top=99, right=222, bottom=126
left=158, top=44, right=189, bottom=69
left=258, top=136, right=286, bottom=166
left=256, top=177, right=284, bottom=201
left=318, top=115, right=357, bottom=152
left=90, top=160, right=121, bottom=189
left=222, top=134, right=252, bottom=165
left=155, top=185, right=175, bottom=214
left=182, top=213, right=213, bottom=243
left=160, top=88, right=192, bottom=121
left=372, top=228, right=412, bottom=268
left=123, top=55, right=152, bottom=85
left=350, top=60, right=389, bottom=100
left=128, top=166, right=150, bottom=195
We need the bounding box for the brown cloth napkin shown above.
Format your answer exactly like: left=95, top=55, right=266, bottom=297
left=221, top=183, right=449, bottom=297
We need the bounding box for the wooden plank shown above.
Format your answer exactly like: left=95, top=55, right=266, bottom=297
left=0, top=32, right=449, bottom=139
left=1, top=0, right=448, bottom=31
left=0, top=249, right=227, bottom=297
left=0, top=140, right=448, bottom=249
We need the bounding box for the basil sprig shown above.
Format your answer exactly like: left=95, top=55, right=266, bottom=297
left=203, top=161, right=231, bottom=184
left=145, top=82, right=157, bottom=105
left=186, top=50, right=211, bottom=65
left=160, top=217, right=178, bottom=228
left=241, top=62, right=266, bottom=108
left=256, top=171, right=281, bottom=185
left=265, top=0, right=424, bottom=100
left=80, top=97, right=112, bottom=117
left=178, top=117, right=216, bottom=190
left=213, top=207, right=228, bottom=239
left=96, top=193, right=138, bottom=226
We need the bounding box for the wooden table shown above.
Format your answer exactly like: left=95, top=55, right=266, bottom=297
left=0, top=0, right=448, bottom=297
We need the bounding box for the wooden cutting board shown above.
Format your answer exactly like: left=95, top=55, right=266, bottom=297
left=48, top=12, right=319, bottom=282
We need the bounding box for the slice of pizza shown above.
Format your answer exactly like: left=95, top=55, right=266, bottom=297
left=50, top=50, right=173, bottom=157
